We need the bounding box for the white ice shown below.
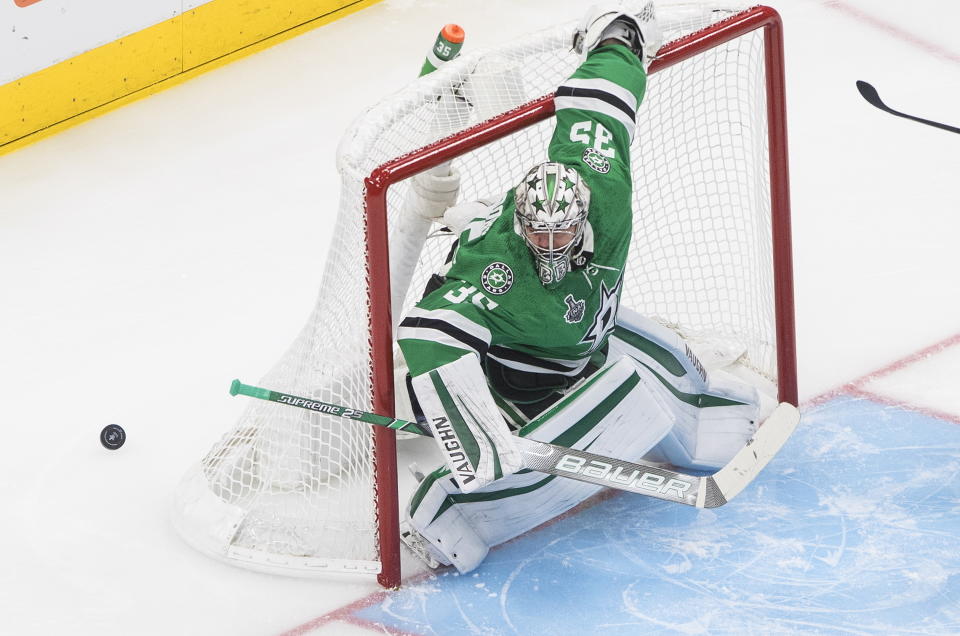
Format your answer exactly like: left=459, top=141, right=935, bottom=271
left=1, top=0, right=958, bottom=634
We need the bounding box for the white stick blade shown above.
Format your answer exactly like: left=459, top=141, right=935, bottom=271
left=710, top=402, right=801, bottom=503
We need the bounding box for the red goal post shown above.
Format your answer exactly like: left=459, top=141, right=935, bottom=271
left=365, top=5, right=794, bottom=588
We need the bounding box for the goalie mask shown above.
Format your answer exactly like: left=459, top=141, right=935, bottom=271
left=514, top=162, right=591, bottom=286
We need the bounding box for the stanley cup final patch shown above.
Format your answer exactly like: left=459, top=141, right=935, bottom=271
left=481, top=262, right=514, bottom=295
left=563, top=294, right=585, bottom=323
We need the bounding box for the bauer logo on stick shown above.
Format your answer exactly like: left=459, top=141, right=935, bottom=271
left=555, top=454, right=693, bottom=501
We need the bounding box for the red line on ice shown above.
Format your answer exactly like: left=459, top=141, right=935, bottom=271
left=276, top=584, right=427, bottom=636
left=806, top=332, right=960, bottom=409
left=820, top=0, right=960, bottom=65
left=846, top=386, right=960, bottom=427
left=805, top=332, right=960, bottom=426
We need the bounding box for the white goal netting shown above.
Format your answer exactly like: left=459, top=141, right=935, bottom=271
left=172, top=3, right=786, bottom=580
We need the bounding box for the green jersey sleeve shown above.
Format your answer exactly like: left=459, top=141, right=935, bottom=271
left=551, top=44, right=646, bottom=181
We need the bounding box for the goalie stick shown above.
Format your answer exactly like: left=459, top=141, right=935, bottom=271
left=230, top=379, right=800, bottom=508
left=856, top=81, right=960, bottom=135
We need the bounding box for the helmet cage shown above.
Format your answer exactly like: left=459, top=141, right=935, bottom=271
left=514, top=163, right=591, bottom=285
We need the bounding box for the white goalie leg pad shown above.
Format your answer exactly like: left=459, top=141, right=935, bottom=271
left=406, top=471, right=489, bottom=572
left=609, top=306, right=762, bottom=471
left=405, top=356, right=676, bottom=573
left=648, top=370, right=761, bottom=471
left=411, top=354, right=523, bottom=494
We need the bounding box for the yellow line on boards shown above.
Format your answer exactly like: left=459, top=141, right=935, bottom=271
left=0, top=0, right=382, bottom=157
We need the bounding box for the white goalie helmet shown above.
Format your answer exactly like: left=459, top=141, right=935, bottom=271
left=572, top=2, right=662, bottom=70
left=514, top=162, right=591, bottom=286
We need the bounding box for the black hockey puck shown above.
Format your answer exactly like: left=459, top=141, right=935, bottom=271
left=100, top=424, right=126, bottom=450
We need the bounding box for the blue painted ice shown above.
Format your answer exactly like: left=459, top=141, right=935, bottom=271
left=357, top=397, right=960, bottom=634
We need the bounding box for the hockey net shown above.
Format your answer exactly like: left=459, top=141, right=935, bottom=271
left=172, top=4, right=794, bottom=588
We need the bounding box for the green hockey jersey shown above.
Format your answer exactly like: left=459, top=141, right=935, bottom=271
left=398, top=44, right=647, bottom=409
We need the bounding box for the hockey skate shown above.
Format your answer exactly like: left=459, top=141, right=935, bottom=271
left=399, top=521, right=445, bottom=569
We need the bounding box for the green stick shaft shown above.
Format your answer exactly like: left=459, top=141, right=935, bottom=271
left=230, top=379, right=431, bottom=436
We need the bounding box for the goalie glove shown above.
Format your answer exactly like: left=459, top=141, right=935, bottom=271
left=572, top=2, right=662, bottom=70
left=409, top=167, right=462, bottom=220
left=441, top=198, right=496, bottom=234
left=411, top=354, right=522, bottom=493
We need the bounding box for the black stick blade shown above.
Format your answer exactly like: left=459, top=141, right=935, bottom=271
left=856, top=80, right=960, bottom=135
left=856, top=80, right=885, bottom=110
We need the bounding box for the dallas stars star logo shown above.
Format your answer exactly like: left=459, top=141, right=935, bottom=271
left=579, top=274, right=623, bottom=352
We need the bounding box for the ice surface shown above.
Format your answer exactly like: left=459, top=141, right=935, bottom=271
left=350, top=399, right=960, bottom=634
